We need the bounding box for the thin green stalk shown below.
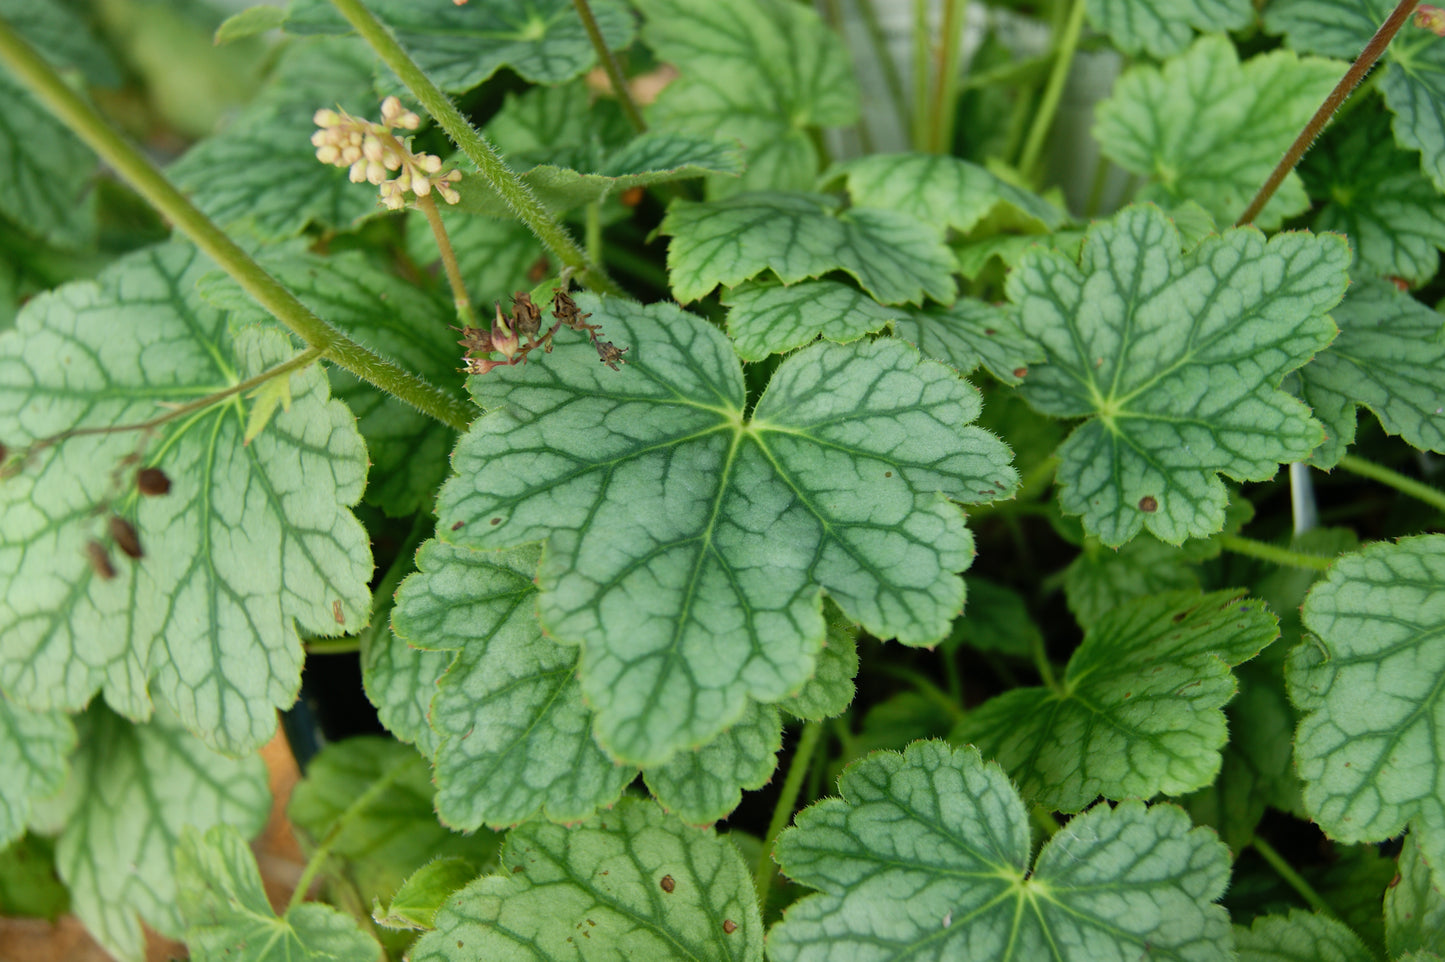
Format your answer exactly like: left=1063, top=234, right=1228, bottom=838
left=1016, top=0, right=1086, bottom=179
left=416, top=193, right=475, bottom=328
left=1030, top=630, right=1060, bottom=692
left=585, top=200, right=604, bottom=268
left=1338, top=452, right=1445, bottom=514
left=855, top=0, right=910, bottom=126
left=287, top=753, right=423, bottom=913
left=1084, top=152, right=1113, bottom=217
left=927, top=0, right=970, bottom=152
left=1218, top=534, right=1335, bottom=572
left=328, top=0, right=622, bottom=298
left=572, top=0, right=646, bottom=133
left=755, top=721, right=824, bottom=910
left=1030, top=806, right=1063, bottom=840
left=0, top=16, right=474, bottom=433
left=910, top=0, right=931, bottom=151
left=1250, top=836, right=1343, bottom=923
left=1236, top=0, right=1418, bottom=226
left=876, top=663, right=966, bottom=722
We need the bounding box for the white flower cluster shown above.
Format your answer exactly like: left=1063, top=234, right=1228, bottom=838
left=311, top=96, right=462, bottom=210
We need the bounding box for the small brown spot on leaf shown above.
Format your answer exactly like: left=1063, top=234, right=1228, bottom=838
left=984, top=328, right=996, bottom=335
left=1138, top=495, right=1158, bottom=513
left=136, top=467, right=171, bottom=495
left=512, top=865, right=524, bottom=873
left=86, top=540, right=116, bottom=580
left=1013, top=367, right=1028, bottom=379
left=620, top=186, right=645, bottom=207
left=660, top=875, right=675, bottom=893
left=723, top=919, right=738, bottom=934
left=491, top=517, right=502, bottom=525
left=884, top=471, right=892, bottom=478
left=451, top=520, right=465, bottom=531
left=457, top=941, right=464, bottom=949
left=109, top=516, right=143, bottom=559
left=587, top=919, right=597, bottom=926
left=1173, top=611, right=1188, bottom=622
left=333, top=600, right=344, bottom=624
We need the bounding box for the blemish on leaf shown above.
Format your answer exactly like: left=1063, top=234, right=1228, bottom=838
left=451, top=520, right=465, bottom=531
left=620, top=186, right=645, bottom=207
left=984, top=328, right=996, bottom=335
left=884, top=471, right=892, bottom=477
left=491, top=517, right=502, bottom=525
left=136, top=467, right=171, bottom=496
left=1013, top=367, right=1028, bottom=378
left=660, top=874, right=675, bottom=892
left=86, top=540, right=116, bottom=580
left=110, top=516, right=143, bottom=560
left=457, top=942, right=464, bottom=949
left=722, top=919, right=737, bottom=934
left=1138, top=496, right=1158, bottom=512
left=512, top=865, right=524, bottom=873
left=333, top=600, right=344, bottom=624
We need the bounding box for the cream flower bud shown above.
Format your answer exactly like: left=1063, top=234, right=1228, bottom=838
left=349, top=161, right=368, bottom=183
left=313, top=108, right=341, bottom=127
left=316, top=144, right=340, bottom=165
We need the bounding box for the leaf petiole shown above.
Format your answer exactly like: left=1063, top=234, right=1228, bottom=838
left=572, top=0, right=646, bottom=133
left=1217, top=533, right=1336, bottom=572
left=1249, top=836, right=1344, bottom=924
left=1016, top=0, right=1087, bottom=179
left=755, top=720, right=824, bottom=912
left=1337, top=452, right=1445, bottom=514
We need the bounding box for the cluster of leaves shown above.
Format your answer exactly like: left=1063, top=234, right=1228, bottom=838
left=2, top=0, right=1445, bottom=960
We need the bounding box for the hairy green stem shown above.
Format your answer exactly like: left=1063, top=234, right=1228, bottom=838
left=1031, top=629, right=1060, bottom=692
left=1236, top=0, right=1418, bottom=226
left=1250, top=836, right=1343, bottom=922
left=572, top=0, right=646, bottom=133
left=0, top=16, right=475, bottom=433
left=1016, top=0, right=1086, bottom=178
left=928, top=0, right=969, bottom=152
left=327, top=0, right=623, bottom=298
left=755, top=721, right=824, bottom=910
left=585, top=200, right=604, bottom=268
left=416, top=193, right=475, bottom=328
left=1218, top=533, right=1335, bottom=572
left=1338, top=452, right=1445, bottom=514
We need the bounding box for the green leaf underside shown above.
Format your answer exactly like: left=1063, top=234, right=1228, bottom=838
left=1006, top=204, right=1349, bottom=546
left=1289, top=535, right=1445, bottom=889
left=1387, top=832, right=1445, bottom=958
left=957, top=590, right=1278, bottom=813
left=663, top=192, right=957, bottom=306
left=1295, top=280, right=1445, bottom=470
left=1065, top=536, right=1203, bottom=629
left=0, top=697, right=74, bottom=847
left=436, top=296, right=1016, bottom=767
left=1086, top=0, right=1253, bottom=58
left=410, top=796, right=763, bottom=961
left=168, top=38, right=381, bottom=241
left=56, top=705, right=270, bottom=962
left=1266, top=0, right=1445, bottom=192
left=769, top=741, right=1232, bottom=961
left=0, top=243, right=372, bottom=754
left=1094, top=36, right=1343, bottom=230
left=635, top=0, right=858, bottom=197
left=284, top=0, right=635, bottom=91
left=644, top=702, right=782, bottom=825
left=1306, top=109, right=1445, bottom=285
left=177, top=824, right=381, bottom=962
left=829, top=153, right=1065, bottom=235
left=948, top=578, right=1040, bottom=657
left=1233, top=910, right=1374, bottom=962
left=374, top=856, right=477, bottom=931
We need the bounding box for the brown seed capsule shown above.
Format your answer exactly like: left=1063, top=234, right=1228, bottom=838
left=136, top=467, right=171, bottom=496
left=551, top=290, right=595, bottom=332
left=722, top=919, right=737, bottom=934
left=659, top=875, right=675, bottom=893
left=512, top=292, right=543, bottom=341
left=109, top=516, right=143, bottom=560
left=596, top=341, right=629, bottom=371
left=86, top=540, right=116, bottom=580
left=456, top=325, right=494, bottom=355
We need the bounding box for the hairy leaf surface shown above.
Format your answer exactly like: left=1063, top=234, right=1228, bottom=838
left=1233, top=910, right=1374, bottom=962
left=1085, top=0, right=1253, bottom=57
left=437, top=296, right=1015, bottom=766
left=1006, top=204, right=1348, bottom=546
left=956, top=590, right=1277, bottom=812
left=1386, top=832, right=1445, bottom=959
left=0, top=243, right=372, bottom=753
left=769, top=741, right=1232, bottom=961
left=410, top=797, right=762, bottom=961
left=643, top=702, right=782, bottom=825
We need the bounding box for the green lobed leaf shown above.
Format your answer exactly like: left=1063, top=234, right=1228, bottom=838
left=1386, top=832, right=1445, bottom=959
left=635, top=0, right=858, bottom=196
left=769, top=740, right=1233, bottom=961
left=215, top=4, right=289, bottom=44
left=176, top=824, right=381, bottom=962
left=662, top=192, right=957, bottom=306
left=644, top=702, right=782, bottom=826
left=285, top=0, right=635, bottom=91
left=373, top=856, right=478, bottom=931
left=1085, top=0, right=1253, bottom=58
left=1288, top=535, right=1445, bottom=888
left=437, top=296, right=1017, bottom=766
left=1233, top=910, right=1374, bottom=962
left=1305, top=109, right=1445, bottom=285
left=1094, top=36, right=1343, bottom=230
left=410, top=796, right=763, bottom=961
left=0, top=243, right=372, bottom=754
left=55, top=704, right=270, bottom=962
left=0, top=696, right=74, bottom=848
left=956, top=590, right=1278, bottom=812
left=780, top=615, right=859, bottom=721
left=0, top=833, right=70, bottom=919
left=1006, top=204, right=1349, bottom=546
left=361, top=622, right=448, bottom=762
left=1295, top=280, right=1445, bottom=469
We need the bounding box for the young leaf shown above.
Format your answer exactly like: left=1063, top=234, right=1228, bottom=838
left=55, top=704, right=270, bottom=962
left=372, top=856, right=477, bottom=932
left=0, top=697, right=74, bottom=847
left=779, top=616, right=859, bottom=721
left=411, top=796, right=761, bottom=961
left=1386, top=832, right=1445, bottom=959
left=1294, top=280, right=1445, bottom=470
left=1085, top=0, right=1253, bottom=58
left=1289, top=535, right=1445, bottom=888
left=0, top=244, right=372, bottom=754
left=635, top=0, right=857, bottom=196
left=643, top=702, right=782, bottom=825
left=1094, top=36, right=1342, bottom=229
left=947, top=577, right=1040, bottom=657
left=436, top=296, right=1017, bottom=766
left=661, top=192, right=956, bottom=305
left=956, top=590, right=1278, bottom=812
left=285, top=0, right=635, bottom=92
left=768, top=741, right=1233, bottom=961
left=1233, top=910, right=1374, bottom=962
left=176, top=824, right=381, bottom=962
left=1006, top=204, right=1349, bottom=546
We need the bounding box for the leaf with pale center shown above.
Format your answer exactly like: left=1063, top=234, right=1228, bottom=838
left=0, top=244, right=371, bottom=753
left=1233, top=910, right=1374, bottom=962
left=1006, top=203, right=1348, bottom=546
left=0, top=697, right=74, bottom=847
left=635, top=0, right=857, bottom=196
left=1289, top=535, right=1445, bottom=893
left=437, top=296, right=1016, bottom=767
left=410, top=796, right=762, bottom=961
left=1095, top=36, right=1342, bottom=229
left=955, top=590, right=1277, bottom=812
left=768, top=740, right=1232, bottom=961
left=662, top=192, right=956, bottom=306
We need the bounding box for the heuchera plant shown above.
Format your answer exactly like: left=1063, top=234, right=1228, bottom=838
left=3, top=0, right=1445, bottom=959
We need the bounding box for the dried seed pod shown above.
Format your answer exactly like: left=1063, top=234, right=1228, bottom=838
left=455, top=326, right=493, bottom=355
left=86, top=540, right=116, bottom=580
left=109, top=516, right=143, bottom=560
left=596, top=341, right=629, bottom=371
left=551, top=289, right=595, bottom=332
left=659, top=875, right=675, bottom=893
left=136, top=467, right=171, bottom=496
left=511, top=292, right=542, bottom=341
